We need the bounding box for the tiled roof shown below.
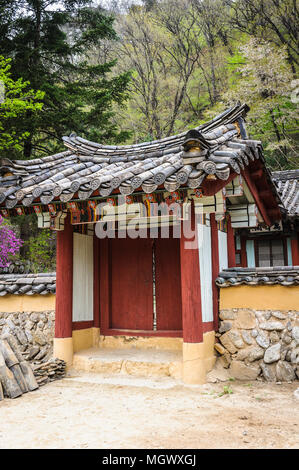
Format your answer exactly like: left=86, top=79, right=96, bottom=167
left=0, top=103, right=268, bottom=208
left=0, top=261, right=31, bottom=275
left=216, top=267, right=299, bottom=287
left=0, top=273, right=56, bottom=296
left=272, top=169, right=299, bottom=217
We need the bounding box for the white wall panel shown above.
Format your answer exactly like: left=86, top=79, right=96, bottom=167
left=72, top=233, right=94, bottom=322
left=218, top=230, right=228, bottom=271
left=287, top=238, right=293, bottom=266
left=246, top=240, right=256, bottom=267
left=197, top=220, right=213, bottom=323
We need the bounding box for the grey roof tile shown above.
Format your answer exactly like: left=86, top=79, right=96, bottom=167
left=0, top=273, right=56, bottom=296
left=272, top=170, right=299, bottom=217
left=216, top=267, right=299, bottom=287
left=0, top=103, right=271, bottom=207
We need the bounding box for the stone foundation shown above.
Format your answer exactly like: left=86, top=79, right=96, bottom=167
left=0, top=310, right=55, bottom=362
left=215, top=308, right=299, bottom=382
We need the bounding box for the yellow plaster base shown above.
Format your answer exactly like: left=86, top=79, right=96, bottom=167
left=0, top=294, right=55, bottom=313
left=72, top=327, right=100, bottom=353
left=53, top=337, right=73, bottom=367
left=183, top=331, right=216, bottom=385
left=98, top=334, right=183, bottom=351
left=220, top=285, right=299, bottom=311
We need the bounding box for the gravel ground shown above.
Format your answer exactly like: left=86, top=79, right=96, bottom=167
left=0, top=371, right=298, bottom=449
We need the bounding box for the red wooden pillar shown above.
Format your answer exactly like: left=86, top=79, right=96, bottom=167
left=180, top=201, right=203, bottom=344
left=55, top=214, right=73, bottom=339
left=93, top=234, right=100, bottom=329
left=240, top=237, right=248, bottom=267
left=227, top=215, right=236, bottom=267
left=99, top=237, right=110, bottom=333
left=291, top=233, right=299, bottom=265
left=210, top=213, right=219, bottom=332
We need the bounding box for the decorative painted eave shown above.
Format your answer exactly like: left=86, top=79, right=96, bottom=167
left=0, top=103, right=273, bottom=209
left=0, top=273, right=56, bottom=296
left=272, top=170, right=299, bottom=218
left=216, top=267, right=299, bottom=287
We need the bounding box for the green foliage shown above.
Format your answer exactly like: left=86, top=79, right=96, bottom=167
left=0, top=0, right=131, bottom=159
left=106, top=0, right=298, bottom=169
left=222, top=39, right=298, bottom=169
left=22, top=229, right=56, bottom=273
left=0, top=56, right=44, bottom=152
left=10, top=214, right=56, bottom=273
left=218, top=385, right=233, bottom=397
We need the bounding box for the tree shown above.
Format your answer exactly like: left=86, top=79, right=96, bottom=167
left=222, top=39, right=298, bottom=169
left=113, top=0, right=215, bottom=140
left=101, top=0, right=237, bottom=141
left=0, top=215, right=22, bottom=268
left=0, top=0, right=131, bottom=159
left=226, top=0, right=299, bottom=72
left=0, top=56, right=43, bottom=153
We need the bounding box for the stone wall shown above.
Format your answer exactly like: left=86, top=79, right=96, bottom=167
left=215, top=308, right=299, bottom=382
left=0, top=310, right=55, bottom=362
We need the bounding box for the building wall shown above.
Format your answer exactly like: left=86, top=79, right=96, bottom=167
left=217, top=285, right=299, bottom=382
left=72, top=232, right=94, bottom=323
left=0, top=297, right=55, bottom=362
left=197, top=216, right=213, bottom=323
left=220, top=285, right=299, bottom=311
left=0, top=294, right=55, bottom=313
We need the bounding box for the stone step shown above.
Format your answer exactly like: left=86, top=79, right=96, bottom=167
left=72, top=347, right=183, bottom=379
left=65, top=371, right=182, bottom=389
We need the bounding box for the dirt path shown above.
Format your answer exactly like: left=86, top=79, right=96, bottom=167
left=0, top=372, right=298, bottom=449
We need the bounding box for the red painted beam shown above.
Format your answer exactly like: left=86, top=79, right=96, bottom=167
left=55, top=214, right=73, bottom=338
left=291, top=234, right=299, bottom=265
left=210, top=213, right=219, bottom=332
left=72, top=321, right=94, bottom=331
left=251, top=169, right=264, bottom=180
left=180, top=201, right=203, bottom=343
left=203, top=322, right=214, bottom=333
left=227, top=215, right=236, bottom=268
left=202, top=172, right=237, bottom=196
left=242, top=168, right=280, bottom=226
left=100, top=329, right=182, bottom=338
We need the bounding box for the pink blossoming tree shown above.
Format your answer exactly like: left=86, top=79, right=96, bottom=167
left=0, top=215, right=22, bottom=268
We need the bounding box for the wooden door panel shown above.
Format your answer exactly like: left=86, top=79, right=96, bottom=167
left=155, top=237, right=182, bottom=330
left=110, top=237, right=153, bottom=330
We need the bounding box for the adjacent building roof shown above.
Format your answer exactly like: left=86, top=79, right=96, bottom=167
left=272, top=169, right=299, bottom=217
left=216, top=267, right=299, bottom=287
left=0, top=103, right=271, bottom=208
left=2, top=266, right=299, bottom=296
left=0, top=273, right=56, bottom=296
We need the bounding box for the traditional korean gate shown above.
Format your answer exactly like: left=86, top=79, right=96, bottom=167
left=99, top=236, right=182, bottom=335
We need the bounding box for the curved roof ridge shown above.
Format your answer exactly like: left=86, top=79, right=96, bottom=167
left=62, top=103, right=248, bottom=154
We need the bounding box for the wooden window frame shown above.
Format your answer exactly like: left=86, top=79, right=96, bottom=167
left=254, top=236, right=287, bottom=268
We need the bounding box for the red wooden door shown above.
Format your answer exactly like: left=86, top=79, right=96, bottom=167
left=110, top=237, right=153, bottom=330
left=99, top=235, right=182, bottom=335
left=155, top=237, right=182, bottom=331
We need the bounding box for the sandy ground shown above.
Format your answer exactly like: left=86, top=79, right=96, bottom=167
left=0, top=371, right=298, bottom=449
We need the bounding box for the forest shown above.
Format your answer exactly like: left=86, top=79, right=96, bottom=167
left=0, top=0, right=298, bottom=271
